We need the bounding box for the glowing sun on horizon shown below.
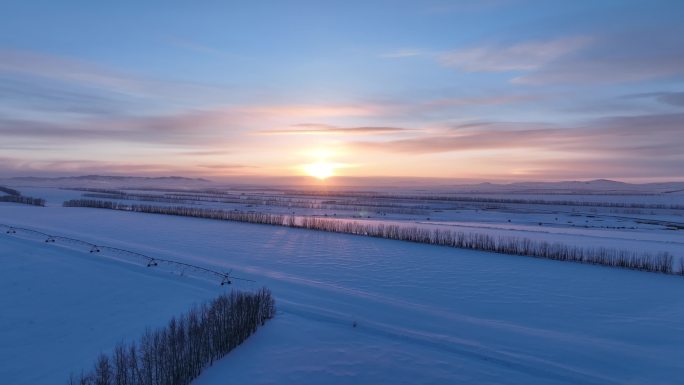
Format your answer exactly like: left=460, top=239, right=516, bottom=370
left=304, top=161, right=335, bottom=180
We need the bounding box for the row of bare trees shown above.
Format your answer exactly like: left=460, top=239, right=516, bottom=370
left=62, top=200, right=681, bottom=275
left=298, top=217, right=676, bottom=273
left=67, top=188, right=127, bottom=195
left=64, top=200, right=289, bottom=225
left=64, top=199, right=126, bottom=209
left=0, top=186, right=21, bottom=196
left=280, top=190, right=684, bottom=210
left=77, top=191, right=428, bottom=215
left=82, top=193, right=192, bottom=204
left=0, top=195, right=46, bottom=206
left=69, top=289, right=275, bottom=385
left=0, top=185, right=45, bottom=206
left=67, top=186, right=684, bottom=209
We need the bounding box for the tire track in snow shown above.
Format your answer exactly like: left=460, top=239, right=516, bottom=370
left=3, top=214, right=673, bottom=384
left=2, top=222, right=630, bottom=384
left=278, top=300, right=624, bottom=385
left=231, top=262, right=643, bottom=352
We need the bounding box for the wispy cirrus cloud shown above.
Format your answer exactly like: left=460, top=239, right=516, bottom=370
left=428, top=29, right=684, bottom=85
left=0, top=99, right=405, bottom=148
left=0, top=49, right=142, bottom=92
left=166, top=37, right=244, bottom=59
left=354, top=127, right=558, bottom=154
left=0, top=156, right=259, bottom=177
left=197, top=163, right=255, bottom=169
left=0, top=76, right=132, bottom=116
left=0, top=49, right=235, bottom=105
left=0, top=111, right=240, bottom=145
left=423, top=94, right=541, bottom=107
left=623, top=91, right=684, bottom=107
left=259, top=123, right=411, bottom=136
left=177, top=149, right=234, bottom=157
left=237, top=104, right=390, bottom=118
left=506, top=157, right=684, bottom=180
left=425, top=0, right=517, bottom=14
left=511, top=31, right=684, bottom=85
left=0, top=157, right=185, bottom=176
left=439, top=37, right=591, bottom=72
left=352, top=113, right=684, bottom=156
left=379, top=49, right=426, bottom=58
left=657, top=92, right=684, bottom=107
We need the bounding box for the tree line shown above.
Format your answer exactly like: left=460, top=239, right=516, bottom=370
left=68, top=289, right=275, bottom=385
left=82, top=192, right=192, bottom=204
left=282, top=190, right=684, bottom=210
left=62, top=199, right=682, bottom=275
left=298, top=217, right=676, bottom=274
left=68, top=186, right=684, bottom=210
left=0, top=195, right=46, bottom=206
left=78, top=191, right=428, bottom=215
left=0, top=186, right=21, bottom=196
left=63, top=200, right=290, bottom=226
left=0, top=186, right=46, bottom=206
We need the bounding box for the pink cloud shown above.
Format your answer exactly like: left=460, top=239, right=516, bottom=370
left=258, top=124, right=410, bottom=136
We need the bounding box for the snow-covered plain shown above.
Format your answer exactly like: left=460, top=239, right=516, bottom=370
left=38, top=184, right=684, bottom=261
left=0, top=230, right=222, bottom=385
left=2, top=186, right=684, bottom=384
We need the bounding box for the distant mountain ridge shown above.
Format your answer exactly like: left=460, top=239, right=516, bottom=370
left=1, top=175, right=683, bottom=194
left=0, top=175, right=212, bottom=188
left=6, top=175, right=210, bottom=182
left=444, top=179, right=684, bottom=194
left=292, top=177, right=684, bottom=194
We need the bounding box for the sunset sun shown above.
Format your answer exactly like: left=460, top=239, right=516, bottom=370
left=304, top=161, right=335, bottom=180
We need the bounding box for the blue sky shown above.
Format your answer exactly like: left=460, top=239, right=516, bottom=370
left=1, top=0, right=683, bottom=181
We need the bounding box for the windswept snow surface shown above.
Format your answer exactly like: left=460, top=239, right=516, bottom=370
left=2, top=202, right=684, bottom=384
left=0, top=229, right=222, bottom=385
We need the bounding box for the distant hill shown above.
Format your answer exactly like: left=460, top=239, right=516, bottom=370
left=280, top=177, right=684, bottom=194
left=443, top=179, right=684, bottom=194
left=0, top=175, right=212, bottom=189
left=2, top=175, right=683, bottom=194
left=8, top=175, right=210, bottom=182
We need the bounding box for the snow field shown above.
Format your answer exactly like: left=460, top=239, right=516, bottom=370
left=2, top=201, right=684, bottom=384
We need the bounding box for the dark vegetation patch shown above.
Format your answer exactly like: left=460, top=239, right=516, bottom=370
left=69, top=289, right=275, bottom=385
left=0, top=186, right=45, bottom=206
